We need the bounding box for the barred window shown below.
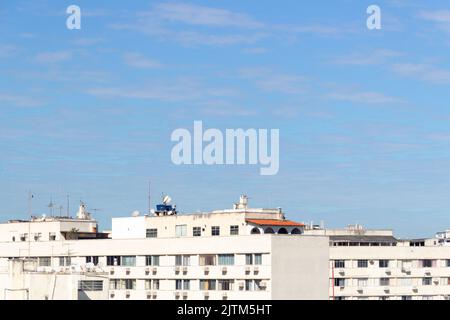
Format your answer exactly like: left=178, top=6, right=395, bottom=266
left=230, top=225, right=239, bottom=235
left=146, top=229, right=158, bottom=238
left=78, top=280, right=103, bottom=291
left=193, top=227, right=201, bottom=237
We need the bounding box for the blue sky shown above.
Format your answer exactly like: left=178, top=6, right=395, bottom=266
left=1, top=0, right=450, bottom=238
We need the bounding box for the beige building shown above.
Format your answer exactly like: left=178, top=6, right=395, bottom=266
left=0, top=196, right=329, bottom=300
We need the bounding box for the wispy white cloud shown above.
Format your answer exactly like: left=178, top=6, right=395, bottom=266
left=418, top=10, right=450, bottom=34
left=123, top=52, right=163, bottom=69
left=238, top=67, right=307, bottom=94
left=0, top=93, right=44, bottom=107
left=392, top=63, right=450, bottom=84
left=328, top=91, right=404, bottom=105
left=150, top=2, right=264, bottom=28
left=111, top=2, right=353, bottom=47
left=86, top=78, right=236, bottom=103
left=331, top=49, right=403, bottom=66
left=0, top=45, right=17, bottom=58
left=35, top=51, right=72, bottom=64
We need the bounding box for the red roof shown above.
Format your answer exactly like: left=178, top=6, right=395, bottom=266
left=245, top=219, right=305, bottom=227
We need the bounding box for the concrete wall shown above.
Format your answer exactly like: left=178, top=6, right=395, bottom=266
left=271, top=236, right=329, bottom=300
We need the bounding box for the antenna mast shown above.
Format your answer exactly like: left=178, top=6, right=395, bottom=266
left=66, top=194, right=70, bottom=218
left=148, top=180, right=151, bottom=215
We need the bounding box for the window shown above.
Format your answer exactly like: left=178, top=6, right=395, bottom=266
left=107, top=256, right=121, bottom=266
left=421, top=259, right=434, bottom=268
left=38, top=257, right=51, bottom=267
left=86, top=256, right=99, bottom=266
left=422, top=277, right=432, bottom=286
left=122, top=256, right=136, bottom=267
left=110, top=279, right=120, bottom=290
left=334, top=278, right=345, bottom=287
left=230, top=225, right=239, bottom=235
left=211, top=226, right=220, bottom=236
left=145, top=255, right=160, bottom=266
left=145, top=279, right=160, bottom=290
left=200, top=280, right=216, bottom=291
left=245, top=280, right=254, bottom=291
left=334, top=260, right=345, bottom=268
left=254, top=254, right=262, bottom=265
left=357, top=278, right=368, bottom=287
left=218, top=254, right=234, bottom=265
left=34, top=233, right=42, bottom=241
left=446, top=260, right=450, bottom=267
left=59, top=256, right=71, bottom=267
left=175, top=255, right=190, bottom=266
left=176, top=280, right=190, bottom=290
left=146, top=228, right=157, bottom=238
left=20, top=233, right=28, bottom=241
left=357, top=260, right=368, bottom=268
left=380, top=278, right=390, bottom=286
left=49, top=233, right=56, bottom=241
left=78, top=280, right=103, bottom=291
left=193, top=227, right=201, bottom=237
left=199, top=255, right=216, bottom=266
left=125, top=279, right=136, bottom=290
left=175, top=225, right=187, bottom=237
left=218, top=280, right=233, bottom=291
left=379, top=260, right=389, bottom=268
left=401, top=296, right=412, bottom=301
left=176, top=279, right=182, bottom=290
left=245, top=254, right=253, bottom=265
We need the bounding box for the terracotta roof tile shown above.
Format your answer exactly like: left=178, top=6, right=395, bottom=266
left=245, top=219, right=305, bottom=227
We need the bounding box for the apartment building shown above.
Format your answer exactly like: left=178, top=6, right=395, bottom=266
left=0, top=196, right=329, bottom=300
left=306, top=225, right=450, bottom=300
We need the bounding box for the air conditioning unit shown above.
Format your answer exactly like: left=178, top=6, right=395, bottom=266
left=260, top=281, right=267, bottom=288
left=182, top=266, right=188, bottom=273
left=385, top=269, right=392, bottom=275
left=338, top=268, right=345, bottom=275
left=152, top=292, right=157, bottom=298
left=222, top=292, right=228, bottom=299
left=174, top=266, right=181, bottom=273
left=203, top=266, right=210, bottom=274
left=110, top=291, right=115, bottom=298
left=222, top=266, right=227, bottom=273
left=145, top=267, right=150, bottom=275
left=182, top=291, right=188, bottom=297
left=110, top=268, right=115, bottom=275
left=146, top=291, right=152, bottom=299
left=424, top=269, right=431, bottom=276
left=126, top=268, right=131, bottom=275
left=204, top=291, right=210, bottom=297
left=152, top=267, right=157, bottom=274
left=238, top=281, right=245, bottom=288
left=245, top=266, right=251, bottom=273
left=433, top=279, right=439, bottom=284
left=125, top=290, right=131, bottom=298
left=401, top=267, right=411, bottom=274
left=412, top=286, right=418, bottom=292
left=254, top=266, right=259, bottom=273
left=174, top=291, right=180, bottom=298
left=357, top=286, right=363, bottom=292
left=369, top=260, right=375, bottom=265
left=383, top=287, right=390, bottom=293
left=339, top=285, right=345, bottom=290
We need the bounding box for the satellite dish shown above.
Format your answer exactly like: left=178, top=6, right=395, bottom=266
left=131, top=210, right=140, bottom=217
left=162, top=195, right=172, bottom=204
